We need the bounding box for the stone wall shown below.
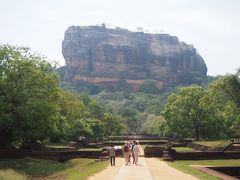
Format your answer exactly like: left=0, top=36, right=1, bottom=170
left=144, top=146, right=164, bottom=157
left=169, top=149, right=240, bottom=160
left=0, top=150, right=108, bottom=162
left=187, top=142, right=213, bottom=151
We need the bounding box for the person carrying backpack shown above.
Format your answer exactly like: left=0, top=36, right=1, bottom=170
left=122, top=142, right=130, bottom=165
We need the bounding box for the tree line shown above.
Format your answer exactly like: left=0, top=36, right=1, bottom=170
left=0, top=45, right=123, bottom=148
left=150, top=72, right=240, bottom=140
left=1, top=44, right=239, bottom=149
left=93, top=68, right=240, bottom=140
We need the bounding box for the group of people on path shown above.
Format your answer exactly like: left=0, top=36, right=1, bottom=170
left=123, top=140, right=140, bottom=166
left=107, top=140, right=140, bottom=166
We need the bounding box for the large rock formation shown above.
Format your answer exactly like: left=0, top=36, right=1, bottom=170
left=62, top=25, right=207, bottom=91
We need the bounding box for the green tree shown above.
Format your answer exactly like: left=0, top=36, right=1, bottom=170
left=141, top=114, right=165, bottom=136
left=87, top=118, right=104, bottom=140
left=0, top=45, right=60, bottom=147
left=51, top=91, right=84, bottom=142
left=70, top=118, right=105, bottom=140
left=161, top=85, right=207, bottom=140
left=70, top=118, right=93, bottom=140
left=139, top=80, right=160, bottom=94
left=201, top=73, right=240, bottom=137
left=103, top=112, right=124, bottom=136
left=78, top=92, right=103, bottom=119
left=211, top=74, right=240, bottom=108
left=120, top=107, right=138, bottom=133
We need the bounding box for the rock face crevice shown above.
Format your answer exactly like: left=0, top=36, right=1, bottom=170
left=62, top=25, right=207, bottom=91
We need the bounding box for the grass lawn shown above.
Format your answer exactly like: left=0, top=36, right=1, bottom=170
left=46, top=142, right=75, bottom=148
left=54, top=158, right=108, bottom=180
left=167, top=159, right=240, bottom=180
left=0, top=169, right=26, bottom=180
left=173, top=147, right=196, bottom=152
left=194, top=140, right=226, bottom=147
left=0, top=158, right=108, bottom=180
left=78, top=148, right=103, bottom=151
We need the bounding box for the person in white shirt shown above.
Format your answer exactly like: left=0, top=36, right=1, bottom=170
left=132, top=141, right=140, bottom=165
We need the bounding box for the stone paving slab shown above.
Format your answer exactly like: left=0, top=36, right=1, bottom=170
left=89, top=145, right=199, bottom=180
left=88, top=157, right=124, bottom=180
left=114, top=157, right=152, bottom=180
left=145, top=158, right=199, bottom=180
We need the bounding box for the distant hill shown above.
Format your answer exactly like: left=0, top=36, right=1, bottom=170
left=61, top=25, right=207, bottom=92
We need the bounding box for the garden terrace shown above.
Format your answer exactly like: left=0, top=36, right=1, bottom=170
left=169, top=149, right=240, bottom=160
left=0, top=150, right=109, bottom=163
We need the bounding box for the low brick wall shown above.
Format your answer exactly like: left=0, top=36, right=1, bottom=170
left=0, top=150, right=108, bottom=162
left=108, top=135, right=161, bottom=141
left=209, top=166, right=240, bottom=178
left=102, top=148, right=123, bottom=157
left=144, top=146, right=164, bottom=157
left=169, top=149, right=240, bottom=160
left=140, top=141, right=167, bottom=145
left=171, top=139, right=193, bottom=147
left=226, top=145, right=240, bottom=151
left=142, top=146, right=240, bottom=160
left=85, top=143, right=103, bottom=148
left=102, top=142, right=124, bottom=147
left=187, top=142, right=212, bottom=151
left=48, top=147, right=78, bottom=151
left=102, top=141, right=167, bottom=147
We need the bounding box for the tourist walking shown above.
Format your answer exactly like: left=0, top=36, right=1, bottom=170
left=133, top=141, right=140, bottom=165
left=122, top=142, right=130, bottom=165
left=131, top=140, right=136, bottom=164
left=108, top=145, right=116, bottom=166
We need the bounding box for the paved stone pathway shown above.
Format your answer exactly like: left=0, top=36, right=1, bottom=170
left=145, top=158, right=198, bottom=180
left=88, top=157, right=124, bottom=180
left=115, top=157, right=152, bottom=180
left=88, top=146, right=199, bottom=180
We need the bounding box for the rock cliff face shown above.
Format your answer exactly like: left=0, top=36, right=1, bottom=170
left=62, top=25, right=207, bottom=91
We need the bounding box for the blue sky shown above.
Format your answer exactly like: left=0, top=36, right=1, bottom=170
left=0, top=0, right=240, bottom=75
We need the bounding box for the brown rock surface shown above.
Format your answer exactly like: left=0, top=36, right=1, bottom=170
left=62, top=25, right=207, bottom=91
